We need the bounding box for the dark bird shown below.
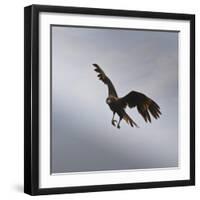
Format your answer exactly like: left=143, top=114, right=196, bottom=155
left=93, top=63, right=161, bottom=129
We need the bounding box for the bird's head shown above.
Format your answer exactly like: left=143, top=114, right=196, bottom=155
left=106, top=96, right=116, bottom=105
left=106, top=98, right=111, bottom=104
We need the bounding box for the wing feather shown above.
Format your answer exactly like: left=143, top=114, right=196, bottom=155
left=93, top=64, right=118, bottom=97
left=119, top=91, right=161, bottom=123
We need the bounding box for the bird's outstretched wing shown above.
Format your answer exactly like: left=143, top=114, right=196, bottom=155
left=119, top=91, right=161, bottom=123
left=93, top=64, right=118, bottom=97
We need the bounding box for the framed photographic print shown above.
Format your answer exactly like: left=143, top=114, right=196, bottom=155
left=24, top=4, right=195, bottom=195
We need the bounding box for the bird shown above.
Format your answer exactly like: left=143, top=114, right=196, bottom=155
left=93, top=63, right=161, bottom=129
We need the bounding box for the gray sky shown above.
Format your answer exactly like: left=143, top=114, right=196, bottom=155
left=51, top=26, right=178, bottom=173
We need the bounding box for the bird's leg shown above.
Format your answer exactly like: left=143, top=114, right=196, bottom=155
left=117, top=117, right=122, bottom=129
left=111, top=112, right=117, bottom=126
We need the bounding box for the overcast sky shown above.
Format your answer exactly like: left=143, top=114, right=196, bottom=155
left=51, top=25, right=178, bottom=173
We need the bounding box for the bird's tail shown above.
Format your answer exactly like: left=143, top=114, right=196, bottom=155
left=123, top=113, right=138, bottom=128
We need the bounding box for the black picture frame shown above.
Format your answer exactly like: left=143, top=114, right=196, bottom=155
left=24, top=4, right=195, bottom=196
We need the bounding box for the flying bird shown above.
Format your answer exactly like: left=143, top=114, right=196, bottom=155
left=93, top=63, right=161, bottom=129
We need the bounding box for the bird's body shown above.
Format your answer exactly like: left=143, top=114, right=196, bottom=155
left=106, top=96, right=136, bottom=128
left=93, top=63, right=161, bottom=128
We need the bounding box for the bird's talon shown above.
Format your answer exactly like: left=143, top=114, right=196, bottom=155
left=117, top=125, right=120, bottom=129
left=112, top=120, right=117, bottom=126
